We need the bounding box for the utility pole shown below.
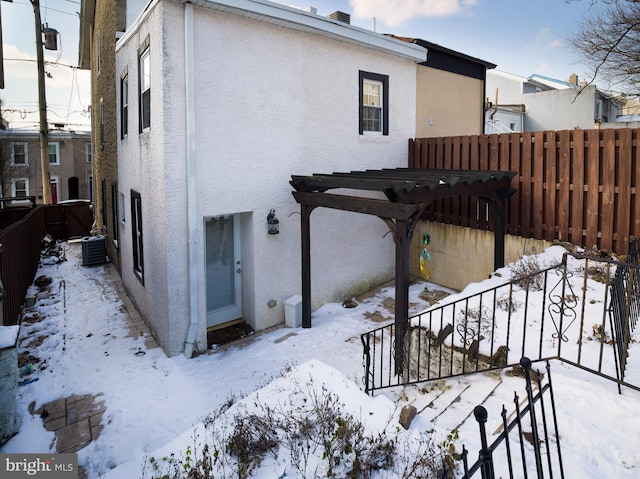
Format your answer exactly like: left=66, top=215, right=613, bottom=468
left=31, top=0, right=52, bottom=204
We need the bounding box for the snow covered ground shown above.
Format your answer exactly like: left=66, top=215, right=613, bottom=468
left=1, top=241, right=640, bottom=478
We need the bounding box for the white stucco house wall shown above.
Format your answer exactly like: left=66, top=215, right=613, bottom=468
left=523, top=84, right=620, bottom=131
left=485, top=69, right=622, bottom=132
left=115, top=0, right=426, bottom=357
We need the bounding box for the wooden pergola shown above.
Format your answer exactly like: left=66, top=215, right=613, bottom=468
left=290, top=168, right=517, bottom=369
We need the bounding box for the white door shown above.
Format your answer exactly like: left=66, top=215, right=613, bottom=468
left=205, top=215, right=242, bottom=328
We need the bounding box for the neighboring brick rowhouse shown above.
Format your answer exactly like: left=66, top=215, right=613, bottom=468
left=91, top=0, right=126, bottom=272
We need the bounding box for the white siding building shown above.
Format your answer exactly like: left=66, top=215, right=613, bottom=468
left=115, top=0, right=426, bottom=356
left=486, top=69, right=621, bottom=132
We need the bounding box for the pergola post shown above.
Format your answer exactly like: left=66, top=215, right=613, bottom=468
left=301, top=203, right=313, bottom=328
left=484, top=190, right=512, bottom=271
left=492, top=197, right=506, bottom=271
left=394, top=218, right=411, bottom=375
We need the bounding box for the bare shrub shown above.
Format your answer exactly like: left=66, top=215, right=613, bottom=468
left=510, top=255, right=545, bottom=291
left=496, top=294, right=520, bottom=313
left=142, top=382, right=449, bottom=479
left=457, top=305, right=495, bottom=345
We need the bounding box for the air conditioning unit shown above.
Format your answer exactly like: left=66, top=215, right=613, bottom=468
left=82, top=235, right=107, bottom=266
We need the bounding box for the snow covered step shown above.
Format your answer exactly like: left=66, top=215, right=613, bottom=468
left=423, top=373, right=503, bottom=435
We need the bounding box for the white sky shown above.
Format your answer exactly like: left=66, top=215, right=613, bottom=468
left=0, top=0, right=608, bottom=129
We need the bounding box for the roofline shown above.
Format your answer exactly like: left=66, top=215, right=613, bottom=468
left=528, top=73, right=576, bottom=88
left=0, top=128, right=91, bottom=138
left=119, top=0, right=427, bottom=63
left=393, top=37, right=496, bottom=69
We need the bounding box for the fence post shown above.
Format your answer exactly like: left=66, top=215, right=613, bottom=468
left=474, top=405, right=495, bottom=479
left=361, top=333, right=371, bottom=394
left=521, top=357, right=544, bottom=477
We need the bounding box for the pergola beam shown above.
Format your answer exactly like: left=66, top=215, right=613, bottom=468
left=292, top=191, right=421, bottom=220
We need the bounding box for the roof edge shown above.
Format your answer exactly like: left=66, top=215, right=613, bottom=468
left=163, top=0, right=427, bottom=62
left=78, top=0, right=95, bottom=70
left=394, top=36, right=496, bottom=69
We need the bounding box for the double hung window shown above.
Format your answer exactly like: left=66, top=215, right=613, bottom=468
left=359, top=71, right=389, bottom=135
left=131, top=190, right=144, bottom=283
left=139, top=42, right=151, bottom=131
left=11, top=143, right=28, bottom=166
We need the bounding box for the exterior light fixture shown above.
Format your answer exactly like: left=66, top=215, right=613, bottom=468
left=267, top=209, right=279, bottom=235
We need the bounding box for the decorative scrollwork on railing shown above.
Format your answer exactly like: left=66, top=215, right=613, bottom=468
left=456, top=322, right=476, bottom=347
left=547, top=267, right=578, bottom=342
left=360, top=334, right=373, bottom=393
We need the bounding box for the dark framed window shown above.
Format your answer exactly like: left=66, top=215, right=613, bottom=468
left=111, top=183, right=119, bottom=248
left=101, top=179, right=106, bottom=225
left=139, top=39, right=151, bottom=132
left=130, top=189, right=144, bottom=283
left=121, top=72, right=129, bottom=139
left=359, top=71, right=389, bottom=135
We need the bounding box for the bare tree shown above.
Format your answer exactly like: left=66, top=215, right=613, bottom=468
left=569, top=0, right=640, bottom=98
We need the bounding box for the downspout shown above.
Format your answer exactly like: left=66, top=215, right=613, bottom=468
left=482, top=67, right=489, bottom=134
left=184, top=3, right=199, bottom=357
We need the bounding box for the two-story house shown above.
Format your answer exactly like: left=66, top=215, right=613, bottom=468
left=0, top=128, right=92, bottom=204
left=78, top=0, right=497, bottom=358
left=111, top=0, right=427, bottom=357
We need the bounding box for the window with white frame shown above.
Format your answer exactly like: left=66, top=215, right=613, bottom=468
left=11, top=143, right=28, bottom=166
left=359, top=71, right=389, bottom=135
left=48, top=143, right=60, bottom=165
left=119, top=191, right=125, bottom=224
left=97, top=29, right=101, bottom=76
left=121, top=71, right=129, bottom=139
left=100, top=98, right=105, bottom=149
left=12, top=178, right=28, bottom=197
left=85, top=142, right=92, bottom=163
left=139, top=40, right=151, bottom=132
left=131, top=190, right=144, bottom=283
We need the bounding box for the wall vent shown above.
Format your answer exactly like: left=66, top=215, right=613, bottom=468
left=328, top=11, right=350, bottom=24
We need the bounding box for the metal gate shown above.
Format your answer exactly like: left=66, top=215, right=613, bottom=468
left=461, top=358, right=564, bottom=479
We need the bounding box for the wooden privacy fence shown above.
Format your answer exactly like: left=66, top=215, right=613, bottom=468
left=0, top=202, right=93, bottom=326
left=409, top=128, right=640, bottom=256
left=0, top=206, right=45, bottom=327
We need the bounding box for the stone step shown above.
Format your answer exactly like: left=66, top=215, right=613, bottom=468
left=432, top=374, right=504, bottom=435
left=397, top=371, right=505, bottom=437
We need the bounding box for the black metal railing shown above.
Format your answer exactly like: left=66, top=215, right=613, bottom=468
left=606, top=237, right=640, bottom=393
left=362, top=247, right=640, bottom=395
left=461, top=357, right=564, bottom=479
